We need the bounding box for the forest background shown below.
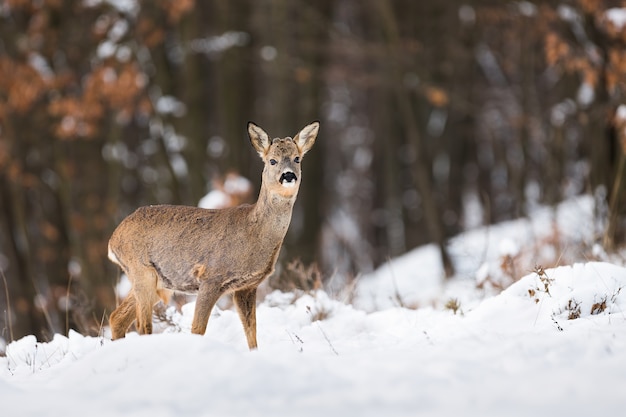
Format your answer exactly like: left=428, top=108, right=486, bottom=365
left=2, top=0, right=626, bottom=340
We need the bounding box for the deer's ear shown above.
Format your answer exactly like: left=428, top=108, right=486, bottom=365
left=294, top=121, right=319, bottom=156
left=248, top=122, right=271, bottom=158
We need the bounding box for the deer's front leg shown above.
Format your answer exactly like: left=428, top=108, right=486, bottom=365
left=234, top=286, right=258, bottom=350
left=191, top=280, right=222, bottom=335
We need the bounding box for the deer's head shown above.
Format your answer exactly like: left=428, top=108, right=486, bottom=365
left=248, top=121, right=319, bottom=199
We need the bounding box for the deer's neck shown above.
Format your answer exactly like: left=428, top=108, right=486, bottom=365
left=251, top=184, right=297, bottom=241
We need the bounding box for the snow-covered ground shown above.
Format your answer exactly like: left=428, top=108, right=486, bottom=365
left=2, top=196, right=626, bottom=416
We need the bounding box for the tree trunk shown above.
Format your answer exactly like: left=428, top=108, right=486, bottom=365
left=372, top=0, right=455, bottom=278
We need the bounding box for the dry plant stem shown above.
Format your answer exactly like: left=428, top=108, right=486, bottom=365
left=31, top=279, right=54, bottom=338
left=305, top=304, right=338, bottom=355
left=604, top=154, right=626, bottom=249
left=1, top=269, right=14, bottom=342
left=286, top=330, right=303, bottom=353
left=386, top=256, right=405, bottom=308
left=98, top=309, right=107, bottom=340
left=532, top=265, right=550, bottom=327
left=65, top=274, right=73, bottom=336
left=316, top=322, right=338, bottom=356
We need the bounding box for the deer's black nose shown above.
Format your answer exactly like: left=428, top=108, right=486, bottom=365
left=280, top=171, right=297, bottom=184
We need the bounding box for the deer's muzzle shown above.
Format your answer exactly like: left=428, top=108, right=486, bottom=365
left=280, top=171, right=297, bottom=187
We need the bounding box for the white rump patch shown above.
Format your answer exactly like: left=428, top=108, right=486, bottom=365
left=108, top=244, right=120, bottom=265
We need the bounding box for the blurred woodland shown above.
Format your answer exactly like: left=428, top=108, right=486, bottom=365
left=2, top=0, right=626, bottom=340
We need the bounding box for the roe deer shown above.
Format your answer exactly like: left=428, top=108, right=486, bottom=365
left=108, top=121, right=319, bottom=349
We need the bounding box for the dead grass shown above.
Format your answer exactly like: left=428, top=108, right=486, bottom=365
left=270, top=258, right=323, bottom=292
left=477, top=222, right=594, bottom=295
left=590, top=296, right=607, bottom=315
left=306, top=304, right=332, bottom=323
left=564, top=299, right=582, bottom=320
left=444, top=298, right=463, bottom=315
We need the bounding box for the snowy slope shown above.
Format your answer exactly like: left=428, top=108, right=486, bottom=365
left=2, top=196, right=626, bottom=416
left=354, top=195, right=598, bottom=311
left=2, top=262, right=625, bottom=416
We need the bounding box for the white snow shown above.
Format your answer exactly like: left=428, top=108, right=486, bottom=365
left=458, top=5, right=476, bottom=25
left=108, top=19, right=129, bottom=42
left=223, top=174, right=252, bottom=195
left=557, top=5, right=578, bottom=22
left=198, top=189, right=230, bottom=209
left=28, top=53, right=53, bottom=80
left=199, top=173, right=252, bottom=209
left=606, top=8, right=626, bottom=30
left=517, top=1, right=537, bottom=17
left=83, top=0, right=139, bottom=17
left=155, top=96, right=187, bottom=117
left=97, top=40, right=116, bottom=59
left=617, top=104, right=626, bottom=121
left=189, top=31, right=250, bottom=56
left=577, top=81, right=595, bottom=107
left=2, top=195, right=626, bottom=416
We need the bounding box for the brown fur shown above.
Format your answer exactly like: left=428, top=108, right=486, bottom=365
left=108, top=121, right=319, bottom=349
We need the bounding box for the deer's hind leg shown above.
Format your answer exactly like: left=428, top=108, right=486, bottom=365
left=132, top=265, right=162, bottom=335
left=110, top=291, right=137, bottom=340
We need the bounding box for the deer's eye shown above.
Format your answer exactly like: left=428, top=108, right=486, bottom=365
left=270, top=159, right=278, bottom=165
left=294, top=156, right=301, bottom=163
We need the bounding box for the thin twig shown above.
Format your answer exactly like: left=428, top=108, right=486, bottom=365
left=285, top=330, right=303, bottom=353
left=305, top=305, right=338, bottom=355
left=315, top=322, right=338, bottom=356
